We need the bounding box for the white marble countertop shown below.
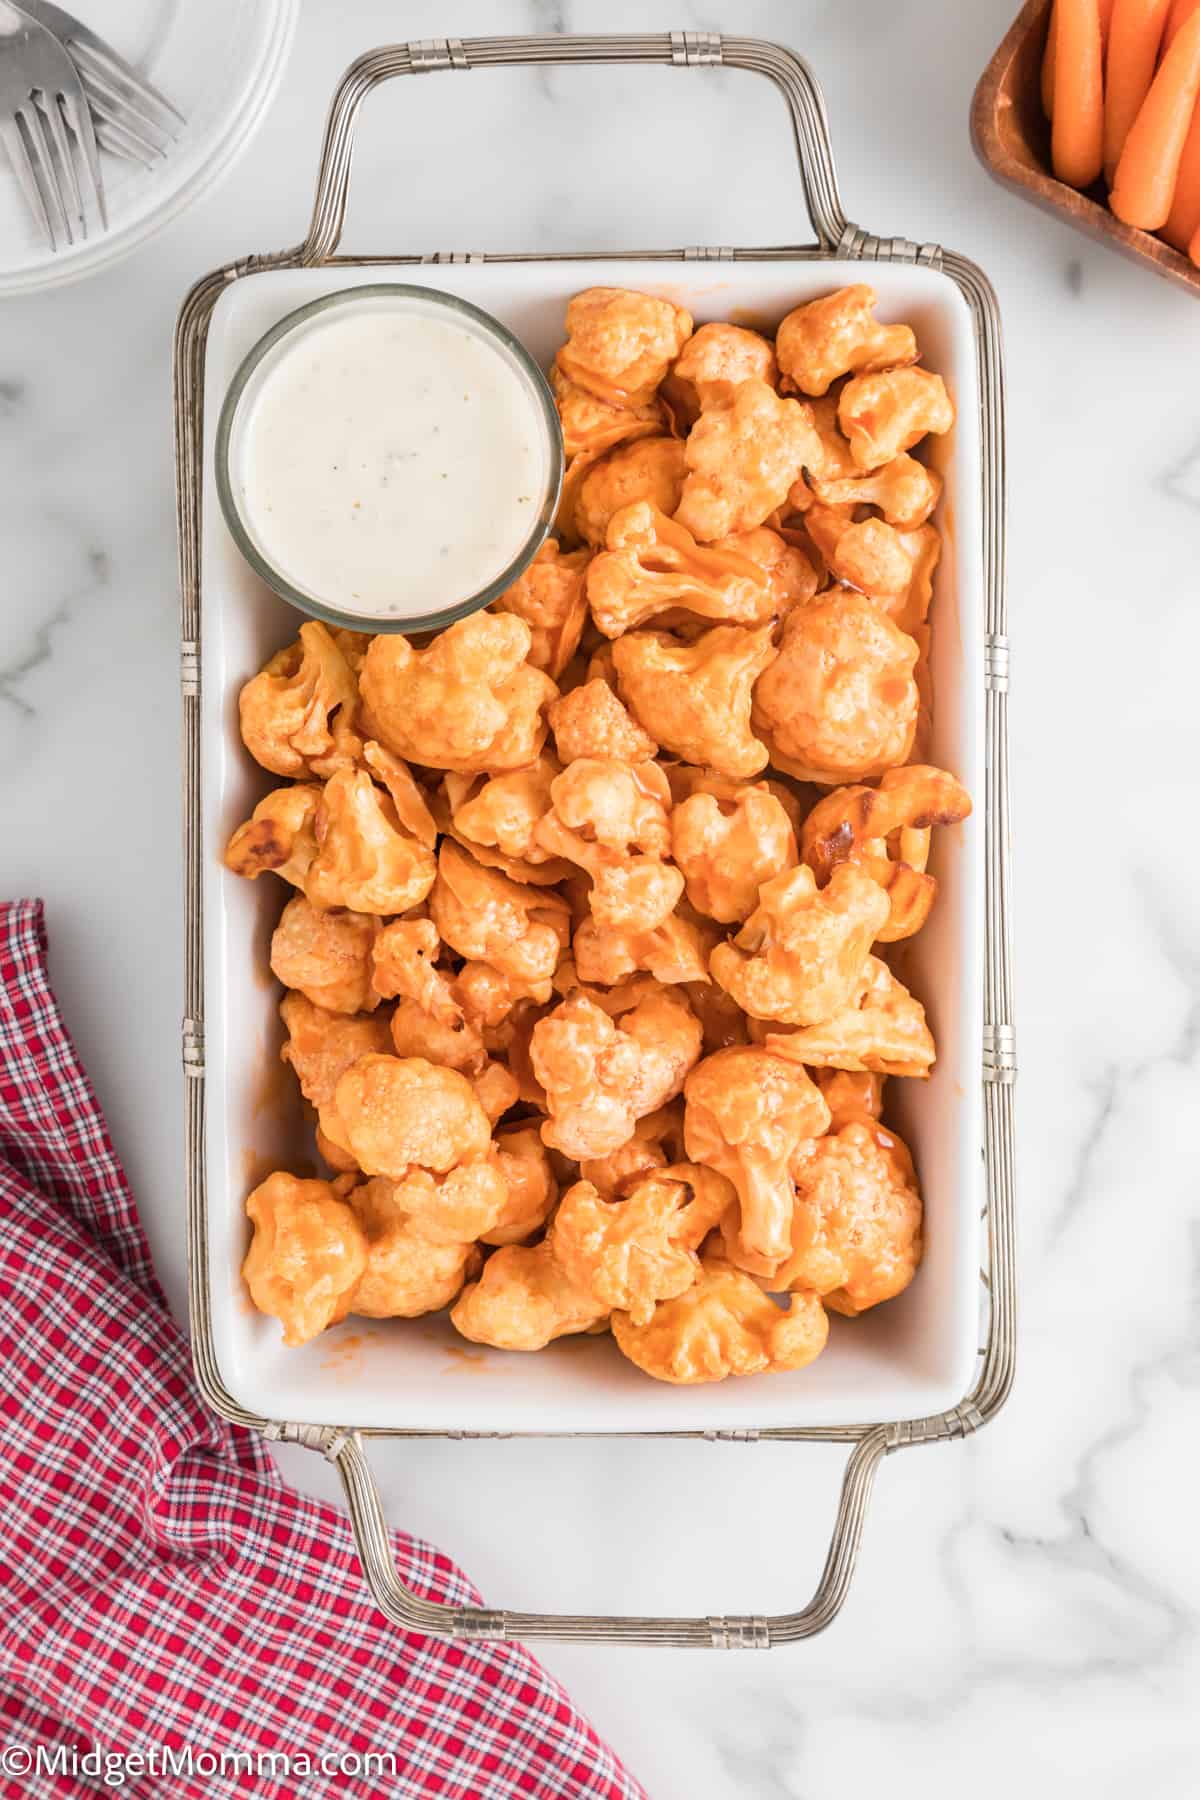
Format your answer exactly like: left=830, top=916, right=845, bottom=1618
left=6, top=1, right=1200, bottom=1793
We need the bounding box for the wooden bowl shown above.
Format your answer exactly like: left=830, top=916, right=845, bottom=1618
left=971, top=0, right=1200, bottom=294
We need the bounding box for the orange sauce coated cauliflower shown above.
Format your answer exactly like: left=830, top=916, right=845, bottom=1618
left=451, top=1239, right=610, bottom=1350
left=557, top=286, right=693, bottom=407
left=243, top=1172, right=368, bottom=1346
left=814, top=1067, right=886, bottom=1128
left=490, top=539, right=591, bottom=679
left=329, top=1054, right=492, bottom=1178
left=269, top=896, right=380, bottom=1015
left=613, top=622, right=777, bottom=780
left=752, top=591, right=919, bottom=784
left=675, top=379, right=823, bottom=541
left=573, top=907, right=717, bottom=988
left=665, top=321, right=778, bottom=424
left=809, top=452, right=942, bottom=530
left=758, top=956, right=936, bottom=1079
left=360, top=612, right=556, bottom=775
left=548, top=677, right=658, bottom=765
left=575, top=438, right=688, bottom=549
left=586, top=502, right=776, bottom=638
left=430, top=841, right=570, bottom=995
left=710, top=863, right=889, bottom=1028
left=304, top=765, right=437, bottom=917
left=343, top=1176, right=478, bottom=1316
left=775, top=284, right=917, bottom=398
left=485, top=1124, right=559, bottom=1246
left=278, top=990, right=393, bottom=1152
left=445, top=754, right=560, bottom=867
left=611, top=1254, right=828, bottom=1384
left=224, top=784, right=321, bottom=890
left=683, top=1046, right=830, bottom=1263
left=549, top=1165, right=731, bottom=1325
left=531, top=987, right=702, bottom=1159
left=838, top=367, right=955, bottom=471
left=238, top=621, right=362, bottom=780
left=671, top=783, right=797, bottom=924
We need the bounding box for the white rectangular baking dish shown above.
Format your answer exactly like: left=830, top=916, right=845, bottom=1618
left=199, top=256, right=985, bottom=1435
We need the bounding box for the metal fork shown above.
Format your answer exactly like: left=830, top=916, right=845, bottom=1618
left=0, top=0, right=103, bottom=249
left=15, top=0, right=183, bottom=167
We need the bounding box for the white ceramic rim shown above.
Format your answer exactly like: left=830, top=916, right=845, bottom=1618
left=0, top=0, right=298, bottom=297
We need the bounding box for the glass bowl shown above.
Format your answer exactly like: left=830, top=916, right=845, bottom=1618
left=214, top=282, right=564, bottom=635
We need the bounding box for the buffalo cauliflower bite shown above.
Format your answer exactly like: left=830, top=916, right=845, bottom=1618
left=808, top=451, right=943, bottom=529
left=751, top=591, right=919, bottom=784
left=551, top=361, right=665, bottom=459
left=350, top=1160, right=508, bottom=1248
left=838, top=367, right=955, bottom=471
left=766, top=1119, right=922, bottom=1315
left=710, top=863, right=889, bottom=1028
left=531, top=987, right=702, bottom=1159
left=445, top=754, right=560, bottom=866
left=671, top=783, right=797, bottom=924
left=223, top=783, right=322, bottom=889
left=665, top=321, right=778, bottom=425
left=270, top=895, right=381, bottom=1015
left=484, top=1124, right=559, bottom=1246
left=557, top=286, right=693, bottom=407
left=586, top=502, right=776, bottom=638
left=801, top=764, right=972, bottom=942
left=278, top=991, right=393, bottom=1150
left=545, top=756, right=672, bottom=858
left=573, top=907, right=717, bottom=987
left=360, top=612, right=556, bottom=775
left=548, top=677, right=658, bottom=765
left=490, top=540, right=591, bottom=679
left=304, top=767, right=437, bottom=917
left=343, top=1177, right=478, bottom=1316
left=373, top=918, right=487, bottom=1073
left=575, top=438, right=688, bottom=549
left=708, top=524, right=820, bottom=613
left=775, top=284, right=917, bottom=398
left=611, top=1253, right=828, bottom=1384
left=550, top=1165, right=731, bottom=1325
left=329, top=1054, right=492, bottom=1178
left=238, top=621, right=362, bottom=780
left=814, top=1067, right=886, bottom=1128
left=451, top=1239, right=610, bottom=1351
left=683, top=1047, right=830, bottom=1262
left=579, top=1101, right=685, bottom=1197
left=803, top=503, right=913, bottom=602
left=758, top=955, right=936, bottom=1078
left=243, top=1172, right=368, bottom=1346
left=360, top=740, right=439, bottom=849
left=613, top=622, right=777, bottom=780
left=430, top=842, right=570, bottom=995
left=674, top=379, right=823, bottom=541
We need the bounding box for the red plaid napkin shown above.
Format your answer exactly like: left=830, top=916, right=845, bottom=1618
left=0, top=901, right=644, bottom=1800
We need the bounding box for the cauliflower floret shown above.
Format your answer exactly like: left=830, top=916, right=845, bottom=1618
left=223, top=784, right=322, bottom=890
left=548, top=677, right=659, bottom=765
left=613, top=621, right=777, bottom=779
left=586, top=502, right=777, bottom=639
left=531, top=987, right=702, bottom=1159
left=549, top=1165, right=731, bottom=1325
left=343, top=1176, right=478, bottom=1316
left=348, top=1158, right=508, bottom=1248
left=665, top=321, right=778, bottom=425
left=557, top=286, right=694, bottom=407
left=611, top=1253, right=828, bottom=1384
left=551, top=360, right=665, bottom=458
left=573, top=906, right=717, bottom=987
left=808, top=451, right=942, bottom=529
left=710, top=863, right=889, bottom=1028
left=838, top=366, right=954, bottom=471
left=278, top=991, right=393, bottom=1150
left=579, top=1100, right=685, bottom=1197
left=360, top=612, right=556, bottom=775
left=802, top=502, right=914, bottom=602
left=484, top=1124, right=559, bottom=1246
left=243, top=1172, right=368, bottom=1346
left=757, top=955, right=936, bottom=1079
left=304, top=766, right=437, bottom=917
left=752, top=591, right=919, bottom=784
left=671, top=783, right=797, bottom=924
left=329, top=1054, right=492, bottom=1178
left=775, top=284, right=917, bottom=398
left=452, top=1239, right=610, bottom=1350
left=238, top=621, right=362, bottom=780
left=490, top=539, right=591, bottom=679
left=533, top=757, right=683, bottom=934
left=270, top=895, right=381, bottom=1015
left=801, top=764, right=971, bottom=942
left=683, top=1047, right=830, bottom=1262
left=708, top=524, right=819, bottom=613
left=674, top=380, right=822, bottom=540
left=429, top=841, right=570, bottom=998
left=742, top=1119, right=922, bottom=1316
left=575, top=438, right=688, bottom=549
left=445, top=753, right=560, bottom=866
left=814, top=1067, right=886, bottom=1129
left=372, top=917, right=488, bottom=1074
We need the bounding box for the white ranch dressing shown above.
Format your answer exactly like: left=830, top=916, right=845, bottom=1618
left=236, top=304, right=550, bottom=620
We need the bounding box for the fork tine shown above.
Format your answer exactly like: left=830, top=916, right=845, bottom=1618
left=93, top=110, right=160, bottom=169
left=79, top=68, right=170, bottom=150
left=38, top=92, right=83, bottom=235
left=20, top=102, right=72, bottom=247
left=68, top=36, right=184, bottom=132
left=0, top=113, right=54, bottom=248
left=59, top=86, right=105, bottom=230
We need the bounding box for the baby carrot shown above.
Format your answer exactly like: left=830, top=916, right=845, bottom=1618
left=1104, top=0, right=1172, bottom=184
left=1043, top=3, right=1058, bottom=117
left=1052, top=0, right=1106, bottom=187
left=1160, top=86, right=1200, bottom=243
left=1164, top=0, right=1200, bottom=46
left=1111, top=9, right=1200, bottom=224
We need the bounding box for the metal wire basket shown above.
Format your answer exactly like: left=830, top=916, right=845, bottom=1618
left=174, top=31, right=1016, bottom=1648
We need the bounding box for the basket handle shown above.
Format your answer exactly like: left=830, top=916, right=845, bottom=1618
left=299, top=32, right=849, bottom=264
left=322, top=1426, right=892, bottom=1647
